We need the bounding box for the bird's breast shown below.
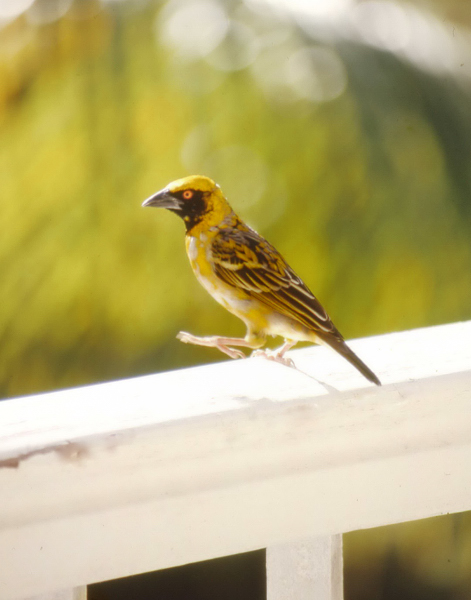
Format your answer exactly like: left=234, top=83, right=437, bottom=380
left=185, top=234, right=252, bottom=316
left=186, top=235, right=212, bottom=279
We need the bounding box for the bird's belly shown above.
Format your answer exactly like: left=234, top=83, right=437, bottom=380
left=197, top=270, right=253, bottom=315
left=263, top=311, right=314, bottom=341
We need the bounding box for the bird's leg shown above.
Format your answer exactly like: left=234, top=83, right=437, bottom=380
left=177, top=331, right=259, bottom=360
left=251, top=340, right=297, bottom=368
left=275, top=339, right=297, bottom=359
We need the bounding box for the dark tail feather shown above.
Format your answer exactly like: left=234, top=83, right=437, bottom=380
left=317, top=333, right=381, bottom=386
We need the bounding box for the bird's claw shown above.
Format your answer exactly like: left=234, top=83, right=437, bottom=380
left=176, top=331, right=192, bottom=344
left=221, top=347, right=246, bottom=360
left=251, top=349, right=295, bottom=368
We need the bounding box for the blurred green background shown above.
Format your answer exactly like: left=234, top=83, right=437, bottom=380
left=1, top=0, right=470, bottom=598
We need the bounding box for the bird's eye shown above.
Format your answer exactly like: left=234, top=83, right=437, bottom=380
left=183, top=190, right=194, bottom=200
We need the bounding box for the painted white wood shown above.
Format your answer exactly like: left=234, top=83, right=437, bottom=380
left=23, top=588, right=86, bottom=600
left=0, top=321, right=470, bottom=599
left=267, top=535, right=343, bottom=600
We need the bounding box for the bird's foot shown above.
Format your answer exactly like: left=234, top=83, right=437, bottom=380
left=217, top=345, right=246, bottom=360
left=177, top=331, right=201, bottom=345
left=177, top=331, right=246, bottom=360
left=217, top=346, right=247, bottom=358
left=251, top=348, right=295, bottom=368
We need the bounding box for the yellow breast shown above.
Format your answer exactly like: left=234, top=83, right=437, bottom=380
left=185, top=233, right=253, bottom=318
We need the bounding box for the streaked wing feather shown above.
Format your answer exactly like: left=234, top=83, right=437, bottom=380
left=212, top=226, right=340, bottom=336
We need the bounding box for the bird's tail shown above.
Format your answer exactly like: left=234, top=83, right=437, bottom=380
left=316, top=332, right=381, bottom=386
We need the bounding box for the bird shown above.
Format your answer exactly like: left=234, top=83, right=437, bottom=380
left=142, top=175, right=381, bottom=386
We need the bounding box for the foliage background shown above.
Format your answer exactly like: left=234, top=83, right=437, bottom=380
left=1, top=0, right=471, bottom=598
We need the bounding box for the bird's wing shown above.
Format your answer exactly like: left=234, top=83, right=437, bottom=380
left=211, top=225, right=341, bottom=336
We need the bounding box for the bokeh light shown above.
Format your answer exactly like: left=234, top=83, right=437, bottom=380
left=158, top=0, right=229, bottom=60
left=26, top=0, right=73, bottom=24
left=205, top=20, right=260, bottom=72
left=284, top=46, right=347, bottom=102
left=0, top=0, right=34, bottom=21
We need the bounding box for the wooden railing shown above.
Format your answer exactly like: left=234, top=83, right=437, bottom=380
left=1, top=321, right=470, bottom=600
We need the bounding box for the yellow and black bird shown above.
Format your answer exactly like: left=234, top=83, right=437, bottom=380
left=142, top=175, right=381, bottom=386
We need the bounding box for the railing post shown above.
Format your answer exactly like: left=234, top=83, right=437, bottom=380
left=23, top=588, right=87, bottom=600
left=266, top=535, right=343, bottom=600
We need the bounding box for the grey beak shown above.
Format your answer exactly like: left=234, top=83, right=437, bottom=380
left=142, top=187, right=182, bottom=210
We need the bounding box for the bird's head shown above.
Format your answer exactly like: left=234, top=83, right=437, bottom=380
left=142, top=175, right=232, bottom=232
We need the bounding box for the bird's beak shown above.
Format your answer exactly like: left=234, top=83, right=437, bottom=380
left=142, top=187, right=182, bottom=210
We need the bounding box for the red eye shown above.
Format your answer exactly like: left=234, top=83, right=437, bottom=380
left=183, top=190, right=194, bottom=200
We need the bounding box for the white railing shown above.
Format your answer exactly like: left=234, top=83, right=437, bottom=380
left=1, top=321, right=470, bottom=600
